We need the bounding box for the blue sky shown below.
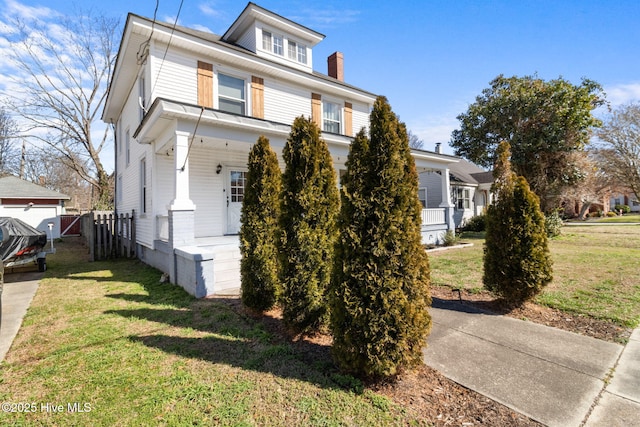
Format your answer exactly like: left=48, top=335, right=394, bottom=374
left=2, top=0, right=640, bottom=171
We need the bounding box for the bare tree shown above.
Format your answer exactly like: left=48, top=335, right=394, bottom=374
left=0, top=108, right=19, bottom=176
left=596, top=103, right=640, bottom=201
left=22, top=146, right=93, bottom=211
left=1, top=9, right=120, bottom=208
left=560, top=150, right=617, bottom=218
left=407, top=129, right=424, bottom=150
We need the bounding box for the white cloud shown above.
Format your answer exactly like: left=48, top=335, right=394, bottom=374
left=191, top=24, right=214, bottom=34
left=604, top=82, right=640, bottom=106
left=289, top=8, right=361, bottom=28
left=199, top=2, right=223, bottom=19
left=407, top=113, right=460, bottom=154
left=3, top=0, right=55, bottom=21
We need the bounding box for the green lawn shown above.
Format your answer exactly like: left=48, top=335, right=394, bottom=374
left=430, top=225, right=640, bottom=328
left=592, top=213, right=640, bottom=223
left=0, top=240, right=415, bottom=426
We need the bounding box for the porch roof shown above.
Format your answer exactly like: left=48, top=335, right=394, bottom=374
left=134, top=98, right=460, bottom=171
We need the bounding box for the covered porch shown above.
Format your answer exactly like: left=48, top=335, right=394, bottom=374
left=135, top=99, right=458, bottom=297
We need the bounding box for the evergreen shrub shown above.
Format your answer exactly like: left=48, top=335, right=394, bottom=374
left=483, top=142, right=553, bottom=305
left=330, top=96, right=432, bottom=379
left=240, top=136, right=282, bottom=311
left=461, top=213, right=486, bottom=232
left=279, top=116, right=339, bottom=334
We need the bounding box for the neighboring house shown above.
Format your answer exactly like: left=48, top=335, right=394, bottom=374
left=419, top=145, right=493, bottom=229
left=0, top=175, right=70, bottom=239
left=610, top=192, right=640, bottom=213
left=102, top=3, right=459, bottom=297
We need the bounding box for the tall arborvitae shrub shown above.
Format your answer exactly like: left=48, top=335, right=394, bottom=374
left=280, top=116, right=339, bottom=334
left=330, top=96, right=432, bottom=379
left=240, top=136, right=282, bottom=311
left=483, top=141, right=553, bottom=305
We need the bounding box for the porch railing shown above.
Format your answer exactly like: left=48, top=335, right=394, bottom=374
left=421, top=208, right=446, bottom=225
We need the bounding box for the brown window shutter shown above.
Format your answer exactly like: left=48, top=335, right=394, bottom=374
left=311, top=93, right=322, bottom=127
left=197, top=61, right=213, bottom=108
left=344, top=102, right=353, bottom=136
left=251, top=76, right=264, bottom=119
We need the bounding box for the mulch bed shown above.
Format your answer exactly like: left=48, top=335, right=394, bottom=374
left=217, top=286, right=632, bottom=426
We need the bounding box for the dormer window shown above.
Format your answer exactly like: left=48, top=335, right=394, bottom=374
left=262, top=30, right=283, bottom=56
left=288, top=41, right=307, bottom=64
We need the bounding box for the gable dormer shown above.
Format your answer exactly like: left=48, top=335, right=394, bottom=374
left=222, top=2, right=324, bottom=73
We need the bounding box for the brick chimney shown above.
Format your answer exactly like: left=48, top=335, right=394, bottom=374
left=328, top=51, right=344, bottom=81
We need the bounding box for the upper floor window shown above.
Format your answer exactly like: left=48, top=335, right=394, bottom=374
left=288, top=41, right=307, bottom=64
left=262, top=30, right=283, bottom=56
left=323, top=101, right=341, bottom=134
left=218, top=73, right=245, bottom=115
left=140, top=157, right=147, bottom=214
left=138, top=74, right=146, bottom=122
left=125, top=129, right=131, bottom=166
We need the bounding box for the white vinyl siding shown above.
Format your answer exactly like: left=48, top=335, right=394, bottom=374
left=263, top=80, right=311, bottom=124
left=237, top=27, right=256, bottom=52
left=189, top=146, right=221, bottom=237
left=351, top=101, right=371, bottom=134
left=150, top=44, right=197, bottom=104
left=154, top=153, right=174, bottom=218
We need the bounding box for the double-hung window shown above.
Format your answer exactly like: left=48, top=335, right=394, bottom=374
left=456, top=188, right=470, bottom=210
left=323, top=101, right=341, bottom=134
left=262, top=30, right=283, bottom=56
left=288, top=41, right=307, bottom=64
left=218, top=74, right=246, bottom=115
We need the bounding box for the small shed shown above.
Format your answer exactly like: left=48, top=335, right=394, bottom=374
left=0, top=176, right=70, bottom=239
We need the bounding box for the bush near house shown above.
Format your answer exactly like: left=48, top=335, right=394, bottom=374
left=240, top=136, right=282, bottom=311
left=614, top=204, right=631, bottom=214
left=279, top=116, right=339, bottom=334
left=330, top=96, right=432, bottom=379
left=483, top=142, right=553, bottom=305
left=460, top=213, right=486, bottom=232
left=544, top=210, right=564, bottom=237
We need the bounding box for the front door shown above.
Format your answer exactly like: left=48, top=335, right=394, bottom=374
left=226, top=169, right=247, bottom=234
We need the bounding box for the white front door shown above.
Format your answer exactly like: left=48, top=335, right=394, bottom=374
left=226, top=169, right=247, bottom=234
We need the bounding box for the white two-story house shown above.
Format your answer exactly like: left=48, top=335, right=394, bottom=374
left=102, top=2, right=459, bottom=297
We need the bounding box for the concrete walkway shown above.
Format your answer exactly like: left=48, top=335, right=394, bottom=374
left=0, top=271, right=42, bottom=362
left=424, top=299, right=640, bottom=426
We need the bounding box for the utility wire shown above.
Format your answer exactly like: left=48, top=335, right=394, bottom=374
left=151, top=0, right=184, bottom=96
left=181, top=106, right=205, bottom=171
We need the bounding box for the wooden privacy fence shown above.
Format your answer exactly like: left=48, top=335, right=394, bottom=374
left=81, top=210, right=136, bottom=261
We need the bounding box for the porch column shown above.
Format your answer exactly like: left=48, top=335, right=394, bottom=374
left=169, top=130, right=195, bottom=213
left=438, top=168, right=455, bottom=232
left=168, top=131, right=196, bottom=285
